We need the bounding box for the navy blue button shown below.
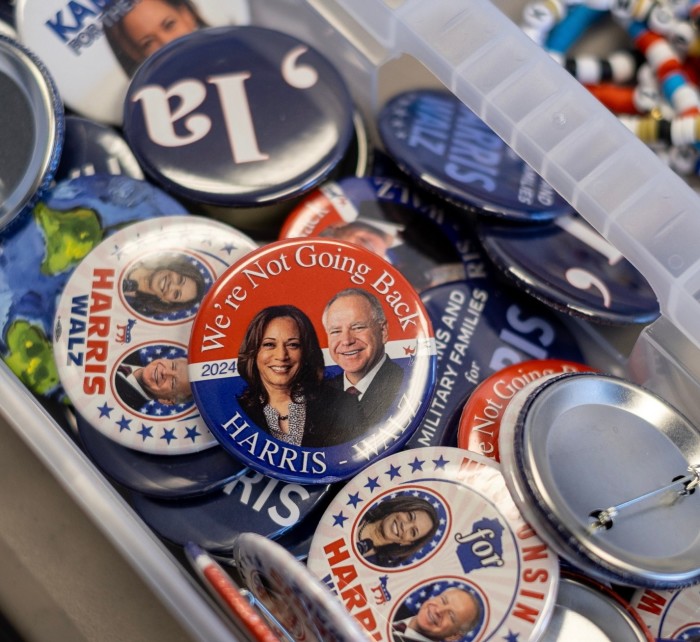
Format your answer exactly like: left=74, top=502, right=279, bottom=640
left=75, top=411, right=244, bottom=499
left=55, top=115, right=144, bottom=183
left=407, top=276, right=585, bottom=450
left=126, top=468, right=332, bottom=554
left=475, top=212, right=660, bottom=325
left=0, top=174, right=187, bottom=403
left=123, top=26, right=355, bottom=208
left=280, top=175, right=466, bottom=293
left=377, top=89, right=572, bottom=223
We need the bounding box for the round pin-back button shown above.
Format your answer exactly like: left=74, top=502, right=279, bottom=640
left=16, top=0, right=250, bottom=125
left=307, top=446, right=559, bottom=642
left=475, top=212, right=660, bottom=325
left=123, top=26, right=355, bottom=214
left=54, top=115, right=145, bottom=183
left=498, top=371, right=700, bottom=588
left=540, top=571, right=654, bottom=641
left=126, top=467, right=331, bottom=553
left=75, top=411, right=244, bottom=498
left=201, top=109, right=371, bottom=237
left=0, top=174, right=188, bottom=402
left=630, top=584, right=700, bottom=641
left=457, top=359, right=595, bottom=461
left=0, top=34, right=63, bottom=233
left=188, top=237, right=437, bottom=484
left=407, top=279, right=584, bottom=450
left=0, top=10, right=16, bottom=38
left=279, top=175, right=466, bottom=293
left=377, top=89, right=573, bottom=223
left=53, top=215, right=257, bottom=454
left=234, top=531, right=369, bottom=642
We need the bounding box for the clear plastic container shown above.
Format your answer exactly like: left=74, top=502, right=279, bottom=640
left=2, top=1, right=699, bottom=641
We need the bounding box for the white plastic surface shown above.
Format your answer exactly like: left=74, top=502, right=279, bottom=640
left=2, top=2, right=700, bottom=642
left=324, top=0, right=700, bottom=349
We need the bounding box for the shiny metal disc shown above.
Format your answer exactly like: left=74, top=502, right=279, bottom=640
left=499, top=372, right=700, bottom=588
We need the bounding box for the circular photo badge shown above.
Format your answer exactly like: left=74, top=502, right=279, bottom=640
left=631, top=585, right=700, bottom=641
left=458, top=359, right=595, bottom=461
left=279, top=175, right=466, bottom=294
left=53, top=216, right=257, bottom=454
left=188, top=238, right=437, bottom=483
left=0, top=173, right=188, bottom=402
left=307, top=447, right=559, bottom=642
left=234, top=532, right=370, bottom=642
left=16, top=0, right=251, bottom=124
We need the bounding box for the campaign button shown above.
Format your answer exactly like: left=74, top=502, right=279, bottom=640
left=630, top=584, right=700, bottom=640
left=279, top=175, right=466, bottom=293
left=188, top=237, right=437, bottom=484
left=52, top=215, right=257, bottom=454
left=499, top=371, right=700, bottom=588
left=16, top=0, right=251, bottom=125
left=475, top=212, right=660, bottom=325
left=0, top=174, right=188, bottom=402
left=377, top=89, right=573, bottom=222
left=54, top=115, right=145, bottom=183
left=0, top=34, right=63, bottom=233
left=75, top=410, right=244, bottom=499
left=457, top=359, right=595, bottom=461
left=126, top=467, right=332, bottom=553
left=407, top=279, right=584, bottom=450
left=201, top=109, right=371, bottom=237
left=541, top=571, right=654, bottom=641
left=307, top=446, right=559, bottom=642
left=123, top=26, right=355, bottom=210
left=234, top=531, right=369, bottom=642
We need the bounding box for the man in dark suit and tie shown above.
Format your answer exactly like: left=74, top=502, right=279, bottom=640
left=115, top=353, right=192, bottom=412
left=322, top=288, right=404, bottom=428
left=390, top=586, right=481, bottom=642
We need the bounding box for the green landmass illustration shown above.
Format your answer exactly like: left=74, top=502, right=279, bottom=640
left=3, top=320, right=60, bottom=396
left=34, top=202, right=103, bottom=275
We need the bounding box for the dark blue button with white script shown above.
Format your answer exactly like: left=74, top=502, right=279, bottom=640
left=378, top=89, right=572, bottom=222
left=407, top=276, right=585, bottom=450
left=475, top=212, right=661, bottom=325
left=75, top=411, right=244, bottom=499
left=54, top=115, right=144, bottom=183
left=126, top=467, right=332, bottom=554
left=123, top=25, right=355, bottom=208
